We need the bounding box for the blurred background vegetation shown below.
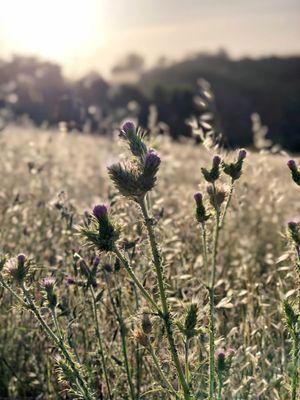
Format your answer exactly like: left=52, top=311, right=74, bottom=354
left=0, top=51, right=299, bottom=151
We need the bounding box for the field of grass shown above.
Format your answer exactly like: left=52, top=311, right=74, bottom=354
left=0, top=125, right=299, bottom=399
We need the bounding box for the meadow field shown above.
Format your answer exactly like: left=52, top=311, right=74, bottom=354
left=0, top=125, right=299, bottom=399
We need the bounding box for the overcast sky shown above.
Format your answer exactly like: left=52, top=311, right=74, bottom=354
left=0, top=0, right=299, bottom=76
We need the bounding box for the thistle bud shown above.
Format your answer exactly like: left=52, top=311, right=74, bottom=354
left=141, top=313, right=152, bottom=334
left=65, top=275, right=75, bottom=286
left=223, top=149, right=247, bottom=181
left=238, top=149, right=247, bottom=161
left=5, top=254, right=30, bottom=284
left=215, top=348, right=227, bottom=375
left=122, top=121, right=135, bottom=135
left=287, top=159, right=300, bottom=186
left=41, top=277, right=57, bottom=309
left=287, top=221, right=300, bottom=246
left=93, top=204, right=108, bottom=221
left=207, top=185, right=226, bottom=211
left=194, top=192, right=210, bottom=223
left=144, top=150, right=161, bottom=170
left=184, top=304, right=198, bottom=339
left=201, top=155, right=222, bottom=183
left=287, top=159, right=297, bottom=171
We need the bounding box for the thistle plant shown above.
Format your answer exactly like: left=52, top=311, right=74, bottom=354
left=194, top=149, right=246, bottom=399
left=284, top=158, right=300, bottom=400
left=0, top=254, right=95, bottom=400
left=81, top=122, right=192, bottom=399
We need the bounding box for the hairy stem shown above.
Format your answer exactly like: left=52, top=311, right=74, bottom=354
left=148, top=342, right=180, bottom=399
left=139, top=197, right=190, bottom=400
left=113, top=245, right=161, bottom=314
left=90, top=286, right=112, bottom=400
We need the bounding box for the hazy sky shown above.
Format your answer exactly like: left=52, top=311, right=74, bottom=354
left=0, top=0, right=299, bottom=77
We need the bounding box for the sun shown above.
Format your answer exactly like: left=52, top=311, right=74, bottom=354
left=1, top=0, right=104, bottom=62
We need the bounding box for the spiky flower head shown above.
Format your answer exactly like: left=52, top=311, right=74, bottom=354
left=215, top=348, right=234, bottom=375
left=201, top=155, right=222, bottom=183
left=5, top=254, right=30, bottom=284
left=207, top=185, right=226, bottom=211
left=184, top=303, right=198, bottom=339
left=194, top=192, right=210, bottom=223
left=65, top=275, right=75, bottom=286
left=287, top=159, right=300, bottom=186
left=80, top=205, right=120, bottom=252
left=287, top=221, right=300, bottom=246
left=93, top=204, right=108, bottom=220
left=238, top=149, right=247, bottom=161
left=120, top=121, right=147, bottom=160
left=122, top=121, right=135, bottom=135
left=108, top=150, right=161, bottom=202
left=41, top=277, right=55, bottom=291
left=223, top=149, right=247, bottom=181
left=41, top=277, right=57, bottom=309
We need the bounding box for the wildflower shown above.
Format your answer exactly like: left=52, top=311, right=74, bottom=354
left=80, top=204, right=120, bottom=252
left=5, top=254, right=30, bottom=284
left=41, top=277, right=55, bottom=291
left=184, top=303, right=198, bottom=339
left=93, top=204, right=108, bottom=221
left=207, top=185, right=226, bottom=211
left=122, top=121, right=135, bottom=135
left=287, top=159, right=300, bottom=186
left=201, top=155, right=222, bottom=183
left=41, top=277, right=57, bottom=309
left=144, top=149, right=161, bottom=170
left=194, top=192, right=210, bottom=223
left=287, top=221, right=300, bottom=246
left=65, top=276, right=75, bottom=286
left=223, top=149, right=247, bottom=181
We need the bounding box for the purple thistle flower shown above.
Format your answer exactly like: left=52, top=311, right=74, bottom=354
left=17, top=254, right=26, bottom=265
left=122, top=121, right=135, bottom=134
left=41, top=277, right=55, bottom=291
left=215, top=348, right=225, bottom=361
left=65, top=275, right=75, bottom=286
left=144, top=149, right=161, bottom=169
left=93, top=204, right=108, bottom=220
left=213, top=155, right=221, bottom=166
left=238, top=149, right=247, bottom=161
left=287, top=159, right=297, bottom=171
left=194, top=192, right=203, bottom=203
left=288, top=221, right=297, bottom=230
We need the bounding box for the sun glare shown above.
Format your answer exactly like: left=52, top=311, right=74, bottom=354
left=1, top=0, right=104, bottom=62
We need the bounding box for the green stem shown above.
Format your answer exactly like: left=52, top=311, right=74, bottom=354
left=219, top=179, right=234, bottom=230
left=291, top=330, right=299, bottom=400
left=208, top=202, right=220, bottom=400
left=139, top=198, right=190, bottom=400
left=148, top=343, right=181, bottom=399
left=217, top=374, right=223, bottom=400
left=113, top=246, right=161, bottom=314
left=90, top=286, right=112, bottom=400
left=184, top=338, right=190, bottom=385
left=21, top=284, right=94, bottom=400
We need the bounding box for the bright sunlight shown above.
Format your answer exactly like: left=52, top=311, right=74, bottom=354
left=0, top=0, right=104, bottom=61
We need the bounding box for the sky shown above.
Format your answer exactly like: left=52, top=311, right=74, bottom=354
left=0, top=0, right=299, bottom=77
